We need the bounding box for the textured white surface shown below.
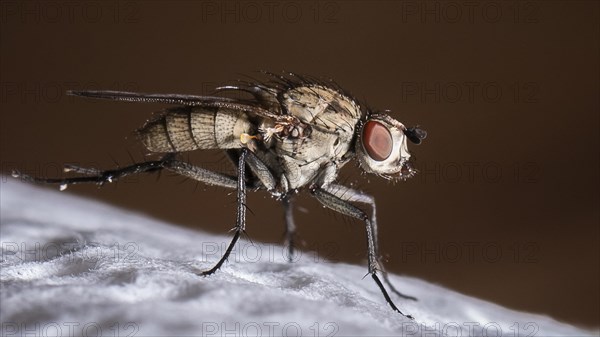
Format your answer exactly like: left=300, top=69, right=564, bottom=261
left=0, top=179, right=593, bottom=336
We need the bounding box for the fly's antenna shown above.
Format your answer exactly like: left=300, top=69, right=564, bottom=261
left=404, top=126, right=427, bottom=144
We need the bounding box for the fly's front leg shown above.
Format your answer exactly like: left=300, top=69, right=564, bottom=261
left=325, top=184, right=417, bottom=302
left=197, top=148, right=248, bottom=276
left=311, top=186, right=414, bottom=319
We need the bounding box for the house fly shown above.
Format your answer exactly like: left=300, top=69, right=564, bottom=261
left=13, top=73, right=427, bottom=319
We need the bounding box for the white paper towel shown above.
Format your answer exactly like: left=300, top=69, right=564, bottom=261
left=0, top=179, right=593, bottom=336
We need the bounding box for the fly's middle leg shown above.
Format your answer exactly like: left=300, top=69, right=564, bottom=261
left=198, top=148, right=249, bottom=276
left=282, top=194, right=296, bottom=262
left=225, top=149, right=276, bottom=192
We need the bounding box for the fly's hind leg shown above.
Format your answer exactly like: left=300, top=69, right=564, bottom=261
left=13, top=152, right=254, bottom=276
left=325, top=184, right=418, bottom=301
left=12, top=153, right=240, bottom=190
left=12, top=154, right=177, bottom=188
left=311, top=185, right=414, bottom=319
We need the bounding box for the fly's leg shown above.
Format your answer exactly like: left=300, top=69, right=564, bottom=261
left=244, top=151, right=276, bottom=191
left=13, top=153, right=256, bottom=275
left=12, top=154, right=176, bottom=188
left=246, top=152, right=297, bottom=261
left=163, top=160, right=238, bottom=189
left=225, top=149, right=276, bottom=191
left=12, top=154, right=241, bottom=190
left=233, top=149, right=295, bottom=261
left=198, top=148, right=248, bottom=275
left=325, top=184, right=417, bottom=301
left=282, top=194, right=296, bottom=262
left=240, top=150, right=294, bottom=260
left=230, top=149, right=296, bottom=261
left=311, top=186, right=414, bottom=319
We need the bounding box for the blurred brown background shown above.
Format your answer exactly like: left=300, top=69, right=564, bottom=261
left=1, top=0, right=598, bottom=329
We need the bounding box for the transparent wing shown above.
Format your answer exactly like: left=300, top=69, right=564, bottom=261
left=68, top=90, right=278, bottom=117
left=68, top=90, right=244, bottom=106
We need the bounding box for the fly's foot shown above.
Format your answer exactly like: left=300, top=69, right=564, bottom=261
left=371, top=272, right=415, bottom=320
left=283, top=233, right=296, bottom=263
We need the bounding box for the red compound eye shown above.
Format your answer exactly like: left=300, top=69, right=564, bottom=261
left=362, top=121, right=393, bottom=161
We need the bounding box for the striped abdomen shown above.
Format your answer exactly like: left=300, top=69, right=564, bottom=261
left=138, top=106, right=255, bottom=153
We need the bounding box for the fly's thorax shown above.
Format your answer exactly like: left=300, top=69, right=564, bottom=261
left=267, top=119, right=356, bottom=190
left=280, top=85, right=362, bottom=128
left=356, top=114, right=416, bottom=180
left=262, top=85, right=364, bottom=190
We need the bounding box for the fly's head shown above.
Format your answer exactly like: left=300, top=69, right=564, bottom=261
left=356, top=113, right=427, bottom=181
